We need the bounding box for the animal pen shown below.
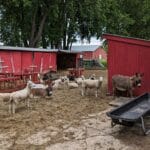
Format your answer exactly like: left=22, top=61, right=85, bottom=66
left=0, top=46, right=57, bottom=92
left=71, top=45, right=107, bottom=69
left=103, top=34, right=150, bottom=96
left=57, top=50, right=84, bottom=77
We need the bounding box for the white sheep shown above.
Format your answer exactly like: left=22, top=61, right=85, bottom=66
left=52, top=82, right=59, bottom=90
left=52, top=82, right=64, bottom=90
left=9, top=81, right=32, bottom=114
left=52, top=79, right=62, bottom=85
left=81, top=77, right=103, bottom=97
left=75, top=75, right=85, bottom=85
left=65, top=79, right=79, bottom=89
left=89, top=74, right=96, bottom=80
left=52, top=76, right=68, bottom=90
left=29, top=81, right=52, bottom=98
left=52, top=76, right=68, bottom=85
left=0, top=93, right=11, bottom=102
left=30, top=81, right=48, bottom=89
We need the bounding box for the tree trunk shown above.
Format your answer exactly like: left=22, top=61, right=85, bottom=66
left=29, top=8, right=48, bottom=48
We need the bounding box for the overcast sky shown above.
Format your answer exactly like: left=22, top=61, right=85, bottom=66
left=72, top=36, right=103, bottom=46
left=0, top=37, right=104, bottom=47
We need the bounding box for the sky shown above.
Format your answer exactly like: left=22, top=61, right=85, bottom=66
left=0, top=37, right=104, bottom=47
left=72, top=36, right=104, bottom=46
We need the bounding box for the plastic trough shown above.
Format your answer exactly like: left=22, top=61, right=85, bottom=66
left=107, top=93, right=150, bottom=135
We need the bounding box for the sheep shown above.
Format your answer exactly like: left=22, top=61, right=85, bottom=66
left=89, top=74, right=96, bottom=80
left=30, top=81, right=53, bottom=98
left=52, top=76, right=68, bottom=90
left=30, top=81, right=48, bottom=89
left=75, top=75, right=85, bottom=85
left=65, top=79, right=79, bottom=89
left=0, top=93, right=11, bottom=102
left=38, top=71, right=59, bottom=83
left=81, top=77, right=103, bottom=97
left=9, top=81, right=32, bottom=114
left=112, top=73, right=144, bottom=97
left=52, top=82, right=62, bottom=90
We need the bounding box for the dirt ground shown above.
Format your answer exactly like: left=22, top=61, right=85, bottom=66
left=0, top=70, right=150, bottom=150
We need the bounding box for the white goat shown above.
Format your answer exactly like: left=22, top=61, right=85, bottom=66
left=81, top=77, right=103, bottom=97
left=9, top=81, right=32, bottom=114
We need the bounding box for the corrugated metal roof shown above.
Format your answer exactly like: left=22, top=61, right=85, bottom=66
left=0, top=45, right=101, bottom=53
left=0, top=46, right=57, bottom=52
left=71, top=45, right=100, bottom=52
left=59, top=50, right=81, bottom=54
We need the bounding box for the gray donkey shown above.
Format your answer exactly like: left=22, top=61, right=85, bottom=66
left=112, top=73, right=144, bottom=97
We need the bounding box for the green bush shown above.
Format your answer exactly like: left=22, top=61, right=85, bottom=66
left=100, top=59, right=107, bottom=69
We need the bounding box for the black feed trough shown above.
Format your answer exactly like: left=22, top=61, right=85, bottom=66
left=107, top=93, right=150, bottom=135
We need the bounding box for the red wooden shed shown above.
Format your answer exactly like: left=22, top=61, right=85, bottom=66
left=103, top=34, right=150, bottom=96
left=0, top=46, right=57, bottom=74
left=71, top=45, right=107, bottom=60
left=57, top=50, right=82, bottom=70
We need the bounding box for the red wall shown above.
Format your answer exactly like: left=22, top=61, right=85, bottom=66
left=0, top=50, right=57, bottom=74
left=21, top=52, right=33, bottom=73
left=0, top=51, right=12, bottom=73
left=33, top=52, right=57, bottom=72
left=12, top=52, right=22, bottom=73
left=34, top=52, right=43, bottom=72
left=83, top=51, right=93, bottom=60
left=83, top=48, right=107, bottom=60
left=103, top=34, right=150, bottom=96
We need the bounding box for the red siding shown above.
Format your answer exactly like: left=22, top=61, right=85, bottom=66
left=49, top=53, right=57, bottom=70
left=12, top=52, right=22, bottom=73
left=83, top=48, right=107, bottom=60
left=0, top=49, right=57, bottom=74
left=34, top=52, right=43, bottom=72
left=138, top=46, right=150, bottom=94
left=0, top=51, right=12, bottom=73
left=103, top=34, right=150, bottom=96
left=34, top=52, right=57, bottom=72
left=92, top=48, right=107, bottom=60
left=83, top=52, right=93, bottom=60
left=42, top=53, right=50, bottom=71
left=21, top=52, right=33, bottom=73
left=92, top=48, right=99, bottom=59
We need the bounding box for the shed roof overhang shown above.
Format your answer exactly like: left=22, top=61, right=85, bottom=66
left=102, top=34, right=150, bottom=47
left=0, top=46, right=57, bottom=52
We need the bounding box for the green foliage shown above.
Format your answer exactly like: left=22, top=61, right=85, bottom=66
left=100, top=58, right=107, bottom=69
left=0, top=0, right=149, bottom=48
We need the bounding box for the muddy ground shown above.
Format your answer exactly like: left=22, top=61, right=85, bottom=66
left=0, top=70, right=149, bottom=150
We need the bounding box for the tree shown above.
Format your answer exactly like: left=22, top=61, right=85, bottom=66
left=0, top=0, right=149, bottom=48
left=120, top=0, right=150, bottom=40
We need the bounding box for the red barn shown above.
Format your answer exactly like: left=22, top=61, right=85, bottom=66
left=103, top=34, right=150, bottom=96
left=71, top=45, right=107, bottom=60
left=0, top=46, right=57, bottom=74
